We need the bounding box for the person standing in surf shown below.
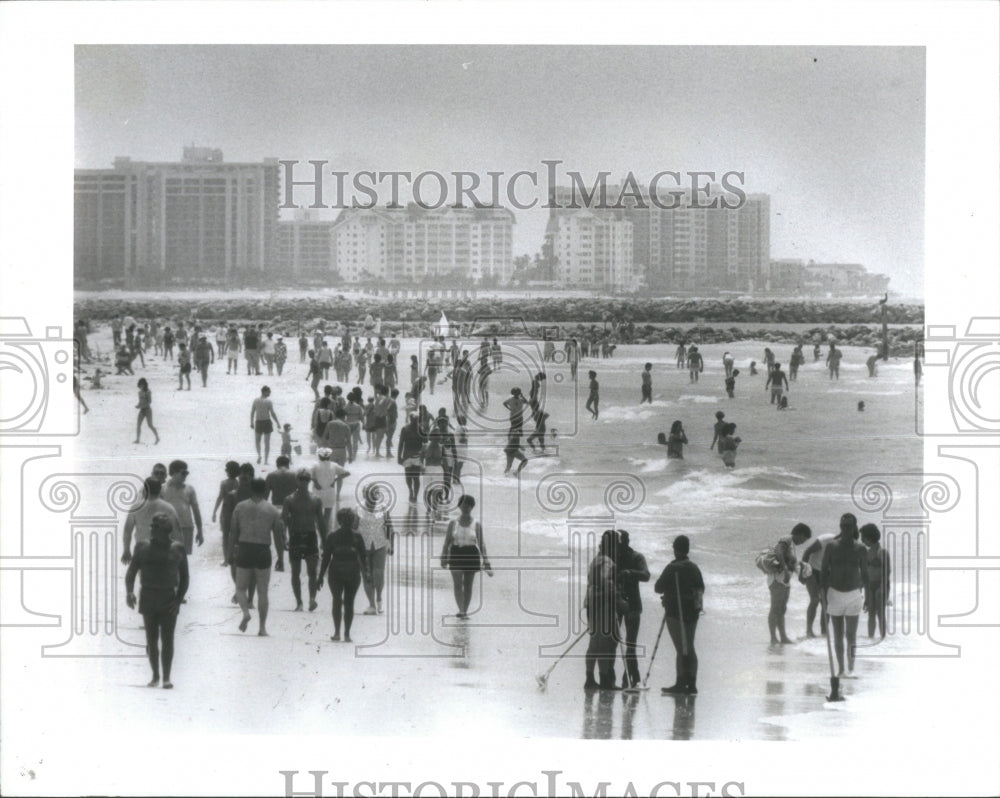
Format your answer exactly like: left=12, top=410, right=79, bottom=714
left=687, top=346, right=704, bottom=384
left=440, top=495, right=492, bottom=620
left=655, top=534, right=704, bottom=695
left=764, top=523, right=812, bottom=645
left=821, top=513, right=867, bottom=677
left=585, top=371, right=600, bottom=420
left=860, top=523, right=891, bottom=640
left=640, top=362, right=653, bottom=404
left=718, top=422, right=741, bottom=469
left=658, top=420, right=688, bottom=459
left=584, top=529, right=623, bottom=690
left=765, top=361, right=789, bottom=406
left=617, top=530, right=650, bottom=689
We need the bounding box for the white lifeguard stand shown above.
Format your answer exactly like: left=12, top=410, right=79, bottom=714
left=432, top=311, right=457, bottom=339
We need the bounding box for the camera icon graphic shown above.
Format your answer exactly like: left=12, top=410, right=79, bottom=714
left=0, top=317, right=79, bottom=437
left=920, top=317, right=1000, bottom=436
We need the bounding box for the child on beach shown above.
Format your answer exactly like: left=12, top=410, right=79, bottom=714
left=725, top=368, right=739, bottom=399
left=281, top=424, right=296, bottom=463
left=860, top=523, right=891, bottom=639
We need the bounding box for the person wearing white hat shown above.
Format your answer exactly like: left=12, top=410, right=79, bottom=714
left=310, top=448, right=350, bottom=531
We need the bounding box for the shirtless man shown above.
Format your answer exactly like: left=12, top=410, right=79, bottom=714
left=121, top=478, right=182, bottom=564
left=250, top=386, right=281, bottom=465
left=161, top=460, right=204, bottom=556
left=282, top=469, right=325, bottom=611
left=231, top=478, right=286, bottom=636
left=820, top=513, right=867, bottom=677
left=765, top=362, right=790, bottom=406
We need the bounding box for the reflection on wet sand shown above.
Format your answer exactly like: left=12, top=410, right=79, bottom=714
left=581, top=690, right=694, bottom=740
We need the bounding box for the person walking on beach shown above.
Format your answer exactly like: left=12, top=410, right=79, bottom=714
left=121, top=478, right=181, bottom=564
left=397, top=414, right=425, bottom=505
left=526, top=400, right=549, bottom=453
left=675, top=342, right=687, bottom=369
left=765, top=361, right=789, bottom=406
left=821, top=513, right=867, bottom=677
left=358, top=486, right=394, bottom=616
left=800, top=531, right=836, bottom=637
left=176, top=343, right=192, bottom=390
left=617, top=530, right=650, bottom=688
left=232, top=478, right=286, bottom=636
left=687, top=346, right=704, bottom=383
left=161, top=460, right=204, bottom=557
left=584, top=530, right=623, bottom=690
left=250, top=386, right=280, bottom=465
left=440, top=495, right=492, bottom=620
left=860, top=523, right=891, bottom=640
left=318, top=507, right=367, bottom=642
left=826, top=344, right=843, bottom=380
left=274, top=336, right=288, bottom=376
left=225, top=327, right=241, bottom=375
left=125, top=513, right=189, bottom=688
left=656, top=534, right=704, bottom=695
left=762, top=523, right=812, bottom=645
left=194, top=335, right=214, bottom=387
left=282, top=468, right=324, bottom=612
left=640, top=362, right=653, bottom=404
left=585, top=371, right=600, bottom=420
left=134, top=378, right=160, bottom=445
left=211, top=461, right=241, bottom=566
left=222, top=464, right=258, bottom=605
left=566, top=338, right=579, bottom=382
left=311, top=448, right=351, bottom=531
left=243, top=325, right=260, bottom=376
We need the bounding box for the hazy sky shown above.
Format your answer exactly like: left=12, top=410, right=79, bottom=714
left=76, top=45, right=925, bottom=296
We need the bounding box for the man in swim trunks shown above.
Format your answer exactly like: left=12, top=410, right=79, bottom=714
left=121, top=477, right=182, bottom=564
left=161, top=459, right=204, bottom=556
left=250, top=386, right=281, bottom=465
left=283, top=468, right=325, bottom=611
left=765, top=361, right=790, bottom=406
left=821, top=513, right=867, bottom=677
left=231, top=478, right=286, bottom=636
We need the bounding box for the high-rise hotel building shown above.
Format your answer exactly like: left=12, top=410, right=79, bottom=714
left=75, top=147, right=279, bottom=284
left=331, top=204, right=514, bottom=284
left=546, top=184, right=771, bottom=293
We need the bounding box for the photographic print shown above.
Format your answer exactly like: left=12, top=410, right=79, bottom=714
left=1, top=3, right=998, bottom=796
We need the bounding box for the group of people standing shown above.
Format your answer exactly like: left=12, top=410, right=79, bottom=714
left=584, top=529, right=704, bottom=696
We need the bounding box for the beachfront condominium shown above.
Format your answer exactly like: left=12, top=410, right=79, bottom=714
left=74, top=147, right=279, bottom=286
left=544, top=207, right=636, bottom=292
left=277, top=209, right=335, bottom=277
left=331, top=204, right=514, bottom=285
left=546, top=183, right=771, bottom=294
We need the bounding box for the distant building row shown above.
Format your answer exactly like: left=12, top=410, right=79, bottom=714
left=74, top=149, right=887, bottom=295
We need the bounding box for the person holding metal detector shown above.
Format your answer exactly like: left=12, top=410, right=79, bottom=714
left=820, top=513, right=867, bottom=686
left=616, top=531, right=650, bottom=689
left=655, top=535, right=705, bottom=695
left=584, top=530, right=626, bottom=690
